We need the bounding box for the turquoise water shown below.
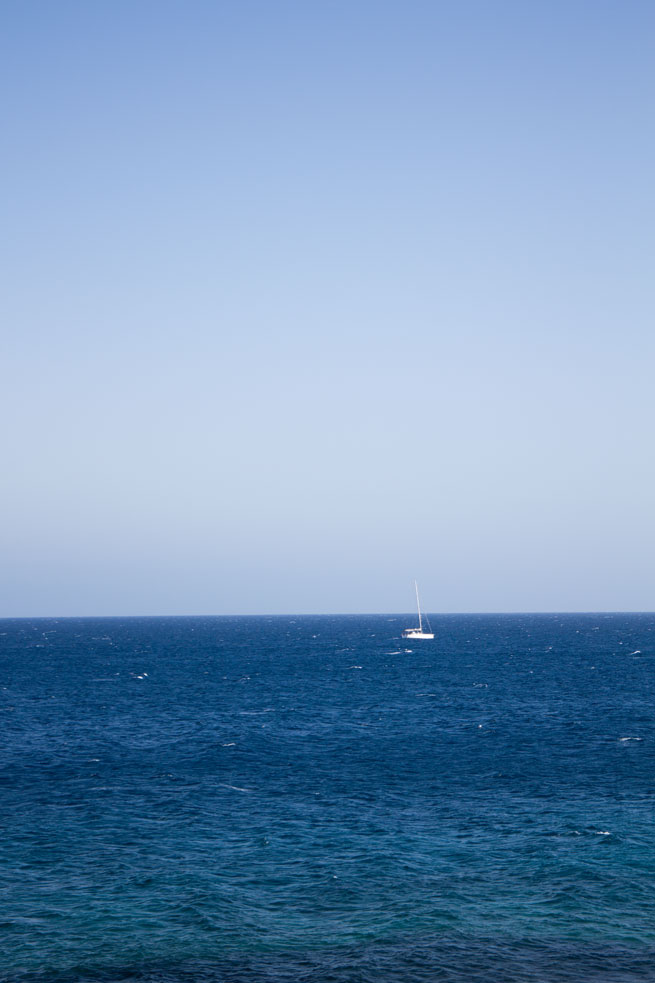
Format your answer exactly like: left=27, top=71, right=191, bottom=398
left=2, top=614, right=655, bottom=981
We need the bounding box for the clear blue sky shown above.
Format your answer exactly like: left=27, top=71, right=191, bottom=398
left=2, top=0, right=654, bottom=616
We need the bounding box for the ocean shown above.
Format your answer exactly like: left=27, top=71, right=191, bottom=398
left=1, top=613, right=655, bottom=982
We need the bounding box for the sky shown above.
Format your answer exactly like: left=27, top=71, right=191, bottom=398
left=1, top=0, right=654, bottom=616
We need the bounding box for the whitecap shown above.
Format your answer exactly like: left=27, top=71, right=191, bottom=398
left=619, top=736, right=643, bottom=742
left=222, top=742, right=236, bottom=747
left=220, top=783, right=251, bottom=793
left=348, top=665, right=363, bottom=669
left=630, top=650, right=641, bottom=655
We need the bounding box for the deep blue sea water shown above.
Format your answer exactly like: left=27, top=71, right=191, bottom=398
left=2, top=613, right=655, bottom=982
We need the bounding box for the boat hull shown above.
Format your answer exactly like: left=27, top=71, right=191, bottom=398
left=402, top=630, right=435, bottom=640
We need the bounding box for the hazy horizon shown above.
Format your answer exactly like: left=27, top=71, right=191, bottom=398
left=2, top=609, right=653, bottom=621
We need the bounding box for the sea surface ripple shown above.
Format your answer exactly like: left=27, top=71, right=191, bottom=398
left=1, top=613, right=655, bottom=981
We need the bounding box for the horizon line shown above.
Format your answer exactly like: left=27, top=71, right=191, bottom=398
left=0, top=610, right=653, bottom=620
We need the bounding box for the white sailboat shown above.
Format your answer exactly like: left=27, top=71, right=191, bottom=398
left=402, top=581, right=434, bottom=640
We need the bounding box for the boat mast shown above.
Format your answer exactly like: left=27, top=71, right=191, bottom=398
left=414, top=580, right=423, bottom=631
